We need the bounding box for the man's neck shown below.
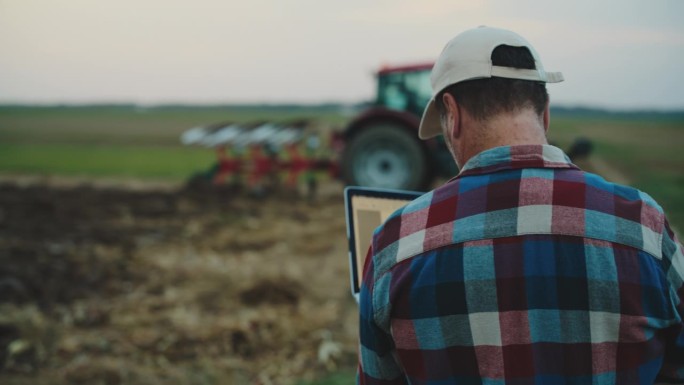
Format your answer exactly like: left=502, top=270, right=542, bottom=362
left=456, top=110, right=547, bottom=167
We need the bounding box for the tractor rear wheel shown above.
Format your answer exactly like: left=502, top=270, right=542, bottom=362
left=341, top=123, right=431, bottom=191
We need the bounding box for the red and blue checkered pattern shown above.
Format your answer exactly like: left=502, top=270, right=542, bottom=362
left=358, top=145, right=684, bottom=384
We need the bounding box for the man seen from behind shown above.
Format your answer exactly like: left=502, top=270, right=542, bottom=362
left=357, top=26, right=684, bottom=384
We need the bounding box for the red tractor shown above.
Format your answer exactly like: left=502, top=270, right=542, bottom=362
left=181, top=63, right=457, bottom=192
left=340, top=63, right=456, bottom=191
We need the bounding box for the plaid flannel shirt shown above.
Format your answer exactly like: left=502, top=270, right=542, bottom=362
left=358, top=145, right=684, bottom=385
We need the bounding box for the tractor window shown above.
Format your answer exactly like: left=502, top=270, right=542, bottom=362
left=405, top=70, right=432, bottom=111
left=377, top=69, right=432, bottom=116
left=377, top=73, right=408, bottom=111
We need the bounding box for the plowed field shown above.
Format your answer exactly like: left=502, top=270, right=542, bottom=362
left=0, top=178, right=358, bottom=385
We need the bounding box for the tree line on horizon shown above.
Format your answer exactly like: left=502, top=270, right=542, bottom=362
left=1, top=103, right=683, bottom=120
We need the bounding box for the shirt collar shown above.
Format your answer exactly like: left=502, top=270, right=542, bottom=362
left=456, top=144, right=578, bottom=178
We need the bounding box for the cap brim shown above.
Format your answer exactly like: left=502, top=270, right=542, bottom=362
left=418, top=99, right=442, bottom=140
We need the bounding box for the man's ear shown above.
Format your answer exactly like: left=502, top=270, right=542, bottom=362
left=442, top=93, right=461, bottom=140
left=542, top=100, right=550, bottom=134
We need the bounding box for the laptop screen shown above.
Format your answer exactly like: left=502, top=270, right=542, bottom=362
left=344, top=186, right=422, bottom=301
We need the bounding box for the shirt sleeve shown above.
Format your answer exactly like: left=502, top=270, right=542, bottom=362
left=357, top=245, right=408, bottom=385
left=656, top=218, right=684, bottom=382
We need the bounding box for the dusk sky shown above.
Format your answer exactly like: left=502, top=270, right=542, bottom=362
left=1, top=0, right=683, bottom=110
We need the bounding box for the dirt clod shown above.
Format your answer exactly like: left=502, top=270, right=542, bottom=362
left=239, top=279, right=301, bottom=307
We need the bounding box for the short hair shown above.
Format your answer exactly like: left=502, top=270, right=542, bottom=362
left=435, top=45, right=549, bottom=121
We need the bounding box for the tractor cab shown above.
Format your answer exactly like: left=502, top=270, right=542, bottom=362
left=376, top=63, right=433, bottom=116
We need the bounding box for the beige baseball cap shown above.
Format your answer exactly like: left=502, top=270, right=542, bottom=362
left=418, top=26, right=564, bottom=139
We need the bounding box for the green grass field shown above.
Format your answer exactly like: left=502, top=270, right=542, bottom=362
left=0, top=105, right=348, bottom=146
left=0, top=143, right=215, bottom=179
left=0, top=105, right=347, bottom=180
left=0, top=105, right=682, bottom=229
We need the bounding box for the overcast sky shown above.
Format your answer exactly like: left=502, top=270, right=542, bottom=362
left=1, top=0, right=683, bottom=110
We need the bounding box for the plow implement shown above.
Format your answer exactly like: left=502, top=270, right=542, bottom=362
left=181, top=119, right=341, bottom=193
left=180, top=63, right=454, bottom=192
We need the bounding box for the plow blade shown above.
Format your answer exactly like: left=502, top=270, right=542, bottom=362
left=181, top=120, right=313, bottom=148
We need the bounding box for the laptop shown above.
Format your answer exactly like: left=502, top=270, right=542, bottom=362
left=344, top=186, right=423, bottom=302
